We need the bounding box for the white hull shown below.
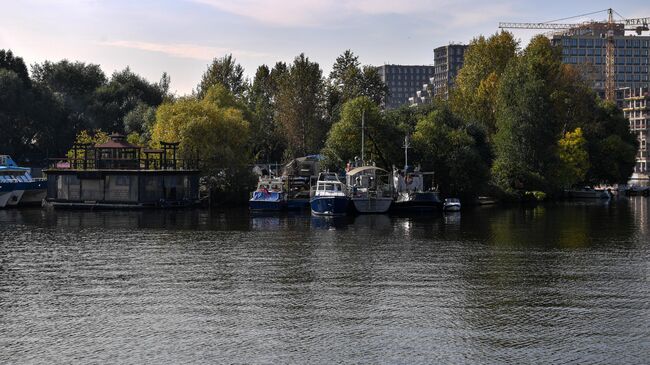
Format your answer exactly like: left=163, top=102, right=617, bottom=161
left=443, top=204, right=461, bottom=212
left=6, top=190, right=24, bottom=206
left=0, top=192, right=12, bottom=208
left=352, top=197, right=392, bottom=213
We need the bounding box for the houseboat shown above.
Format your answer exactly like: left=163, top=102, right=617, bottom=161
left=44, top=133, right=200, bottom=208
left=0, top=155, right=47, bottom=207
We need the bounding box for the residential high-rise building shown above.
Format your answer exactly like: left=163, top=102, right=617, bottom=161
left=551, top=25, right=650, bottom=95
left=432, top=44, right=468, bottom=100
left=622, top=87, right=650, bottom=183
left=377, top=65, right=434, bottom=109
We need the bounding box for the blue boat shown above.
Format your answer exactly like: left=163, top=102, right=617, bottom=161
left=249, top=177, right=287, bottom=211
left=310, top=173, right=349, bottom=216
left=0, top=155, right=47, bottom=208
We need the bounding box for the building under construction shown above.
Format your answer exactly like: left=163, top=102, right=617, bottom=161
left=500, top=9, right=650, bottom=100
left=549, top=24, right=650, bottom=97
left=622, top=87, right=650, bottom=183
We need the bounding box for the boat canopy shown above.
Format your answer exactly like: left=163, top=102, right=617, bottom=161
left=346, top=166, right=387, bottom=176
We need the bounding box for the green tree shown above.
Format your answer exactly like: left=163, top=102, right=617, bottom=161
left=151, top=84, right=250, bottom=173
left=88, top=67, right=165, bottom=133
left=582, top=101, right=638, bottom=184
left=492, top=53, right=559, bottom=193
left=275, top=53, right=326, bottom=157
left=31, top=60, right=107, bottom=134
left=0, top=49, right=30, bottom=86
left=247, top=64, right=286, bottom=162
left=196, top=54, right=245, bottom=99
left=123, top=102, right=157, bottom=144
left=322, top=96, right=402, bottom=170
left=412, top=107, right=490, bottom=199
left=326, top=50, right=388, bottom=123
left=451, top=31, right=519, bottom=135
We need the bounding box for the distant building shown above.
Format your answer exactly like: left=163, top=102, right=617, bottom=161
left=622, top=87, right=650, bottom=183
left=432, top=44, right=468, bottom=100
left=550, top=25, right=650, bottom=96
left=377, top=64, right=434, bottom=109
left=409, top=43, right=469, bottom=106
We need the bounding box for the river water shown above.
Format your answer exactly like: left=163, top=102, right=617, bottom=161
left=1, top=199, right=649, bottom=364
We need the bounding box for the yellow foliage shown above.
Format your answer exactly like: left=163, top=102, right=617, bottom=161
left=150, top=86, right=250, bottom=170
left=557, top=127, right=590, bottom=187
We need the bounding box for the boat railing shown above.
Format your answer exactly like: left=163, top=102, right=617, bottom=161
left=47, top=157, right=200, bottom=170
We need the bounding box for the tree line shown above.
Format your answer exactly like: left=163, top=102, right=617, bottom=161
left=0, top=32, right=638, bottom=201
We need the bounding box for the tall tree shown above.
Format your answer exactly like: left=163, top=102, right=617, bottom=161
left=451, top=31, right=519, bottom=136
left=0, top=49, right=30, bottom=86
left=197, top=54, right=245, bottom=99
left=88, top=67, right=165, bottom=133
left=247, top=64, right=286, bottom=162
left=322, top=96, right=402, bottom=170
left=326, top=50, right=387, bottom=122
left=275, top=53, right=326, bottom=157
left=31, top=60, right=107, bottom=133
left=412, top=106, right=490, bottom=199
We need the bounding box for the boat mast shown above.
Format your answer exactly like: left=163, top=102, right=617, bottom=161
left=361, top=109, right=365, bottom=165
left=403, top=134, right=411, bottom=170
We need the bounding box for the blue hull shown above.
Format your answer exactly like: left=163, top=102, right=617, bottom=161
left=310, top=196, right=349, bottom=216
left=249, top=200, right=285, bottom=211
left=287, top=198, right=310, bottom=210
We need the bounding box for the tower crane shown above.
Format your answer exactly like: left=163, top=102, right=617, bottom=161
left=499, top=9, right=650, bottom=101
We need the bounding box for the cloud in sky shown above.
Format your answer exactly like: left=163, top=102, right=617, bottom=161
left=191, top=0, right=515, bottom=28
left=99, top=40, right=270, bottom=61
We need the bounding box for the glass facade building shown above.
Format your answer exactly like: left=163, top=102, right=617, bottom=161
left=377, top=65, right=435, bottom=109
left=552, top=33, right=650, bottom=95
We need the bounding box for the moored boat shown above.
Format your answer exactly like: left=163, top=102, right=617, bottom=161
left=346, top=166, right=393, bottom=214
left=310, top=172, right=349, bottom=216
left=0, top=155, right=47, bottom=208
left=565, top=187, right=611, bottom=199
left=392, top=167, right=441, bottom=212
left=249, top=177, right=287, bottom=211
left=443, top=198, right=461, bottom=212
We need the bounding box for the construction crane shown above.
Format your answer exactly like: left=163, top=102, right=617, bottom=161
left=499, top=9, right=650, bottom=101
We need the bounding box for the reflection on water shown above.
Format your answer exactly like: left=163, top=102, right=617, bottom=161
left=0, top=199, right=649, bottom=364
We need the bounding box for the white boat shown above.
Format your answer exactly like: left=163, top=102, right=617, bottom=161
left=0, top=155, right=47, bottom=208
left=249, top=177, right=287, bottom=211
left=392, top=166, right=441, bottom=212
left=565, top=187, right=611, bottom=199
left=443, top=198, right=461, bottom=212
left=346, top=166, right=393, bottom=213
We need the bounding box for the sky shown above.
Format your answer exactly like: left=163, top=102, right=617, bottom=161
left=2, top=0, right=649, bottom=95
